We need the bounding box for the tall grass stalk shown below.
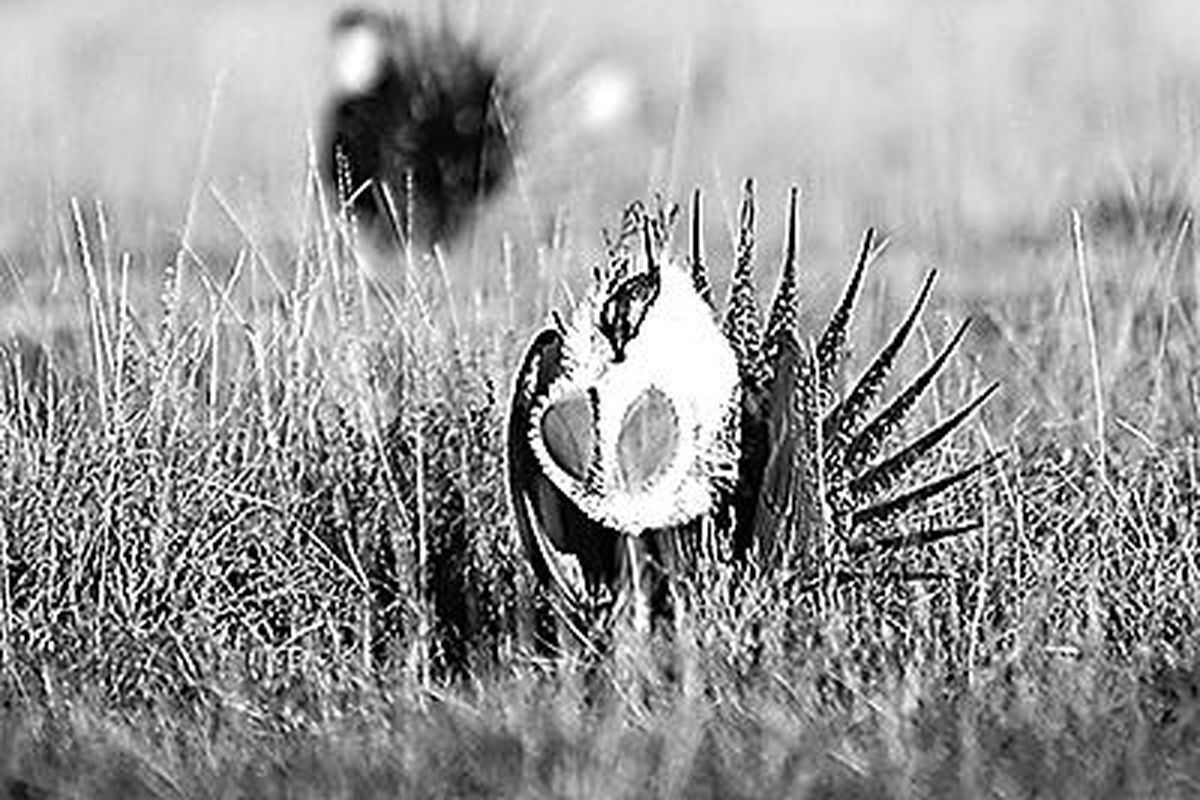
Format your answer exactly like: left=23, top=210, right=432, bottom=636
left=1070, top=208, right=1108, bottom=471
left=0, top=174, right=1196, bottom=794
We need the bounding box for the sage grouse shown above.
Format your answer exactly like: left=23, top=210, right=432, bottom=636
left=506, top=183, right=997, bottom=643
left=321, top=6, right=518, bottom=250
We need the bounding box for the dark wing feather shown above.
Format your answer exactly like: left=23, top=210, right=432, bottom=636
left=750, top=332, right=826, bottom=571
left=506, top=327, right=595, bottom=643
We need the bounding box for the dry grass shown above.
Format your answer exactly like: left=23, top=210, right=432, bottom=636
left=0, top=179, right=1196, bottom=795
left=1, top=0, right=1200, bottom=796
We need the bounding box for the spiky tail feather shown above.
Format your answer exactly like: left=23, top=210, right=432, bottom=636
left=506, top=187, right=998, bottom=643
left=704, top=188, right=994, bottom=594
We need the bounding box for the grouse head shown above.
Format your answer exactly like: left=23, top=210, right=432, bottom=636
left=329, top=7, right=396, bottom=95
left=514, top=203, right=741, bottom=539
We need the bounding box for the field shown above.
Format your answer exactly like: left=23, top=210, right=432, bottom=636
left=2, top=0, right=1200, bottom=796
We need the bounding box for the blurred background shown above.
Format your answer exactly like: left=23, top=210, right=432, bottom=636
left=2, top=0, right=1200, bottom=309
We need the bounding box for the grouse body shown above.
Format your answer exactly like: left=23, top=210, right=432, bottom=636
left=321, top=6, right=518, bottom=249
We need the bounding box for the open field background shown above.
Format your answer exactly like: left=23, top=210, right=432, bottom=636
left=7, top=0, right=1200, bottom=280
left=2, top=0, right=1200, bottom=796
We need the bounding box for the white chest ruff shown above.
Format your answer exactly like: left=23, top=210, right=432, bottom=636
left=530, top=262, right=740, bottom=534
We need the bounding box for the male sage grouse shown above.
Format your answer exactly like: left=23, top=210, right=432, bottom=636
left=507, top=182, right=997, bottom=643
left=321, top=6, right=519, bottom=250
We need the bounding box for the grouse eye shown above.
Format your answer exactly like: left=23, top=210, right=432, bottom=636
left=617, top=386, right=679, bottom=491
left=540, top=392, right=597, bottom=482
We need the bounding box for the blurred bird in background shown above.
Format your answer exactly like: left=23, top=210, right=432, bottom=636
left=320, top=6, right=520, bottom=254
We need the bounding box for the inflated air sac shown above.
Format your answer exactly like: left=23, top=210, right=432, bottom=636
left=617, top=386, right=678, bottom=492
left=540, top=392, right=595, bottom=482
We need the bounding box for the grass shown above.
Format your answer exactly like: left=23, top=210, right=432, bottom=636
left=1, top=177, right=1197, bottom=796
left=2, top=0, right=1200, bottom=796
